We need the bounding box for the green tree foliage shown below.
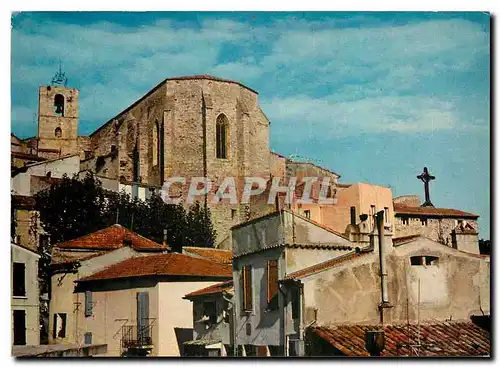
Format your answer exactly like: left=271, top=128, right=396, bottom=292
left=34, top=172, right=217, bottom=256
left=479, top=239, right=491, bottom=255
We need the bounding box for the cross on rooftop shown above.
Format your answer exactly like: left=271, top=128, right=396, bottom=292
left=417, top=167, right=435, bottom=207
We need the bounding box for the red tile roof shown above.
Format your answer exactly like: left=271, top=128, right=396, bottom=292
left=394, top=203, right=478, bottom=218
left=78, top=253, right=232, bottom=282
left=184, top=280, right=234, bottom=298
left=284, top=251, right=372, bottom=280
left=54, top=224, right=166, bottom=251
left=183, top=246, right=232, bottom=264
left=311, top=321, right=490, bottom=356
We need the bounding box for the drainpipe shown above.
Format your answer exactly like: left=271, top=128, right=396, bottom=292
left=222, top=294, right=236, bottom=356
left=376, top=210, right=392, bottom=324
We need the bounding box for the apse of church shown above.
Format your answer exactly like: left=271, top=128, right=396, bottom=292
left=82, top=76, right=272, bottom=245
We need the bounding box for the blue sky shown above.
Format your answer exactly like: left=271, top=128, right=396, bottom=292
left=11, top=12, right=490, bottom=238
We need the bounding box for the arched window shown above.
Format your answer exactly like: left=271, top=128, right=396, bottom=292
left=216, top=114, right=229, bottom=159
left=54, top=94, right=65, bottom=116
left=152, top=120, right=159, bottom=166
left=54, top=127, right=62, bottom=138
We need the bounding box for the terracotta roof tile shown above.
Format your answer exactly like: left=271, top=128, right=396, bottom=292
left=183, top=246, right=232, bottom=264
left=78, top=253, right=232, bottom=282
left=311, top=321, right=490, bottom=356
left=184, top=280, right=234, bottom=298
left=284, top=250, right=372, bottom=280
left=394, top=203, right=478, bottom=218
left=54, top=224, right=166, bottom=251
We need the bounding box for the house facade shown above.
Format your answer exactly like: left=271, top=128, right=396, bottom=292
left=11, top=242, right=40, bottom=346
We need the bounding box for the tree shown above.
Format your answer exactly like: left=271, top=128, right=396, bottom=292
left=479, top=239, right=491, bottom=255
left=184, top=201, right=217, bottom=248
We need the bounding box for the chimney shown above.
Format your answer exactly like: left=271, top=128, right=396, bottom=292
left=350, top=206, right=356, bottom=226
left=365, top=329, right=385, bottom=356
left=376, top=210, right=392, bottom=323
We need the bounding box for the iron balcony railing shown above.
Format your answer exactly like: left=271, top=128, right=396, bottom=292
left=121, top=323, right=154, bottom=350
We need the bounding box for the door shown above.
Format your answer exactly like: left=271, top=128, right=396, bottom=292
left=13, top=310, right=26, bottom=345
left=137, top=292, right=150, bottom=344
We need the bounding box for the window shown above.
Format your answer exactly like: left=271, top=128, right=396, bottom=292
left=304, top=210, right=311, bottom=219
left=240, top=265, right=253, bottom=312
left=53, top=313, right=67, bottom=339
left=421, top=218, right=428, bottom=226
left=402, top=217, right=409, bottom=225
left=13, top=310, right=26, bottom=345
left=291, top=286, right=300, bottom=319
left=84, top=332, right=92, bottom=345
left=384, top=207, right=390, bottom=225
left=152, top=120, right=159, bottom=166
left=12, top=262, right=26, bottom=297
left=203, top=301, right=217, bottom=324
left=267, top=260, right=279, bottom=309
left=85, top=291, right=93, bottom=317
left=411, top=256, right=439, bottom=266
left=54, top=127, right=62, bottom=138
left=54, top=94, right=65, bottom=116
left=370, top=205, right=376, bottom=228
left=231, top=209, right=237, bottom=220
left=216, top=114, right=228, bottom=159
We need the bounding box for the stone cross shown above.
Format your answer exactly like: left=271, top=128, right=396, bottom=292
left=417, top=167, right=435, bottom=207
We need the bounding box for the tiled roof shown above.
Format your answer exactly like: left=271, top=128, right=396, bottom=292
left=51, top=248, right=108, bottom=265
left=283, top=250, right=372, bottom=280
left=394, top=204, right=478, bottom=218
left=311, top=321, right=490, bottom=356
left=78, top=253, right=232, bottom=282
left=183, top=246, right=232, bottom=264
left=234, top=242, right=353, bottom=259
left=184, top=280, right=234, bottom=298
left=54, top=224, right=166, bottom=251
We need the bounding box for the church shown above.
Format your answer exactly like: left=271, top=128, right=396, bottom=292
left=11, top=73, right=481, bottom=250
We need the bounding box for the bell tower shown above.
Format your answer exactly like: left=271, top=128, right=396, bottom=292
left=37, top=63, right=79, bottom=159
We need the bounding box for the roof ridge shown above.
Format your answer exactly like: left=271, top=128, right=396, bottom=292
left=183, top=246, right=231, bottom=252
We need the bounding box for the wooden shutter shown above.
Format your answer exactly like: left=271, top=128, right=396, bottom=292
left=242, top=266, right=252, bottom=311
left=85, top=291, right=93, bottom=317
left=267, top=260, right=279, bottom=303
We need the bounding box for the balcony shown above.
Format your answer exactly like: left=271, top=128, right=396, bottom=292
left=121, top=323, right=154, bottom=356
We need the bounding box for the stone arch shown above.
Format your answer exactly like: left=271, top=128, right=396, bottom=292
left=216, top=114, right=229, bottom=159
left=54, top=94, right=65, bottom=116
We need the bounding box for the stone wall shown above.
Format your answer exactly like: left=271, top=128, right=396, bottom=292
left=394, top=216, right=478, bottom=246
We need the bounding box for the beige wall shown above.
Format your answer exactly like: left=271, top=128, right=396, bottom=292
left=49, top=247, right=141, bottom=345
left=157, top=281, right=219, bottom=356
left=285, top=247, right=351, bottom=275
left=300, top=237, right=490, bottom=326
left=321, top=182, right=394, bottom=234
left=11, top=244, right=40, bottom=346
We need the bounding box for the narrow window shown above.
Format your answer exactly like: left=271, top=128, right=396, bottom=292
left=370, top=205, right=376, bottom=229
left=84, top=332, right=92, bottom=345
left=216, top=114, right=228, bottom=159
left=152, top=120, right=159, bottom=166
left=291, top=286, right=300, bottom=319
left=85, top=291, right=93, bottom=317
left=304, top=210, right=311, bottom=219
left=241, top=265, right=253, bottom=312
left=203, top=300, right=217, bottom=324
left=231, top=209, right=237, bottom=220
left=384, top=207, right=390, bottom=225
left=13, top=262, right=26, bottom=297
left=421, top=218, right=428, bottom=226
left=54, top=127, right=62, bottom=138
left=53, top=313, right=67, bottom=339
left=267, top=260, right=279, bottom=309
left=402, top=217, right=409, bottom=226
left=54, top=94, right=65, bottom=116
